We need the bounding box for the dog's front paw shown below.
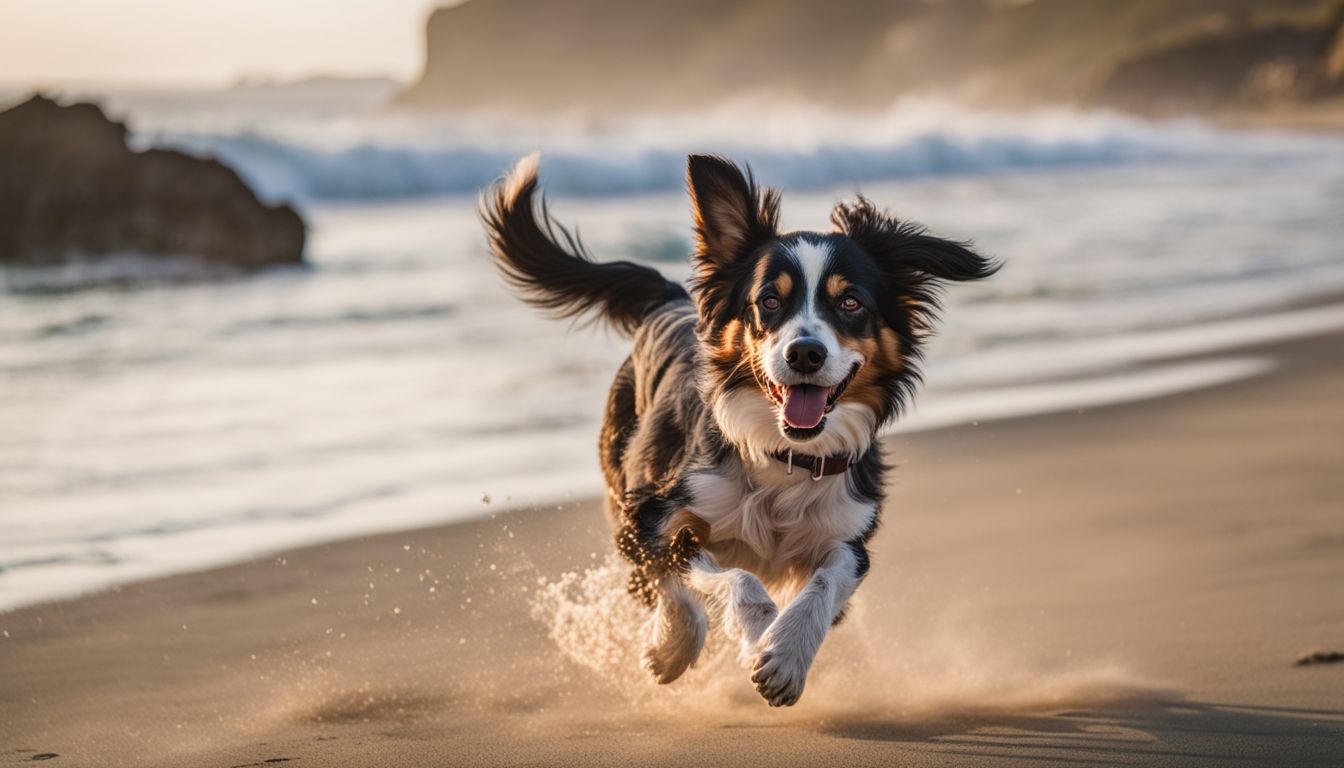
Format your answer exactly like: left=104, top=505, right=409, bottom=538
left=750, top=638, right=811, bottom=707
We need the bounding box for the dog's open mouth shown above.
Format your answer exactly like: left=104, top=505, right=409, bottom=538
left=766, top=363, right=860, bottom=430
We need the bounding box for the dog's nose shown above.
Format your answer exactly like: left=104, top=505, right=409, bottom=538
left=785, top=338, right=827, bottom=374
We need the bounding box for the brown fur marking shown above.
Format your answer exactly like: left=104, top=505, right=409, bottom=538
left=825, top=274, right=850, bottom=298
left=837, top=327, right=904, bottom=414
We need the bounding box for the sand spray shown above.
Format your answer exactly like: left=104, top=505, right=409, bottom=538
left=530, top=554, right=1168, bottom=726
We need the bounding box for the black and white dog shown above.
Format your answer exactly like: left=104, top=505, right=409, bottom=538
left=483, top=154, right=996, bottom=706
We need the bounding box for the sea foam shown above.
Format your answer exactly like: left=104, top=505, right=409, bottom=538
left=124, top=99, right=1282, bottom=203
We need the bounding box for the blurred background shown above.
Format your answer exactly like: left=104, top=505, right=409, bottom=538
left=3, top=0, right=1344, bottom=611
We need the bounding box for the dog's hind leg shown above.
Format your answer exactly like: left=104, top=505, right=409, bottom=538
left=641, top=577, right=707, bottom=685
left=686, top=553, right=779, bottom=665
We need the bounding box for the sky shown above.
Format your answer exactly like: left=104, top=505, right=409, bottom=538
left=0, top=0, right=460, bottom=88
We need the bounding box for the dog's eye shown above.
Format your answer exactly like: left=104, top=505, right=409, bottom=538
left=761, top=296, right=781, bottom=311
left=839, top=296, right=862, bottom=313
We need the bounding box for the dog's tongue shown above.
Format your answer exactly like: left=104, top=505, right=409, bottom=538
left=782, top=384, right=828, bottom=429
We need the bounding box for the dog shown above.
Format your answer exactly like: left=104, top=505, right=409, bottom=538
left=482, top=154, right=997, bottom=706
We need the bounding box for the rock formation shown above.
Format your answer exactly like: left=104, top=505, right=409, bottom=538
left=394, top=0, right=1342, bottom=118
left=1097, top=8, right=1344, bottom=114
left=0, top=94, right=305, bottom=268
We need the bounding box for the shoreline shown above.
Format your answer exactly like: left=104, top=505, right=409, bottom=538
left=6, top=300, right=1344, bottom=616
left=2, top=323, right=1342, bottom=765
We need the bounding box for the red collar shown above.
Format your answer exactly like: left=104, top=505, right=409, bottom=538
left=771, top=449, right=851, bottom=480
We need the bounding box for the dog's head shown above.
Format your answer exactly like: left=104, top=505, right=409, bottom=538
left=687, top=155, right=998, bottom=460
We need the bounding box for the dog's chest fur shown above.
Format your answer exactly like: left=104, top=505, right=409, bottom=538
left=685, top=462, right=876, bottom=583
left=605, top=302, right=881, bottom=593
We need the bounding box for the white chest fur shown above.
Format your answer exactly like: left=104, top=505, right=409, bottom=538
left=684, top=462, right=875, bottom=580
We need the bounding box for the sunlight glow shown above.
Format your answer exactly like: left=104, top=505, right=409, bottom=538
left=0, top=0, right=459, bottom=87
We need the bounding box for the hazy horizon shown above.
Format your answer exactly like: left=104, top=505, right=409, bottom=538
left=0, top=0, right=465, bottom=88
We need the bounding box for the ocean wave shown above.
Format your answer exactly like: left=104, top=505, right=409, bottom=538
left=218, top=303, right=458, bottom=336
left=0, top=254, right=305, bottom=294
left=27, top=313, right=110, bottom=339
left=137, top=109, right=1230, bottom=203
left=146, top=134, right=1174, bottom=203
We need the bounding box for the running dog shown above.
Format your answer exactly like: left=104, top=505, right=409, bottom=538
left=482, top=154, right=996, bottom=706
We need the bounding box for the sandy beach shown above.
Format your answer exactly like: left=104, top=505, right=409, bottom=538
left=3, top=326, right=1342, bottom=767
left=6, top=2, right=1344, bottom=766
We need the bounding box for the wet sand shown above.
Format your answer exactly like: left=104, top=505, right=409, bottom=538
left=2, top=330, right=1342, bottom=767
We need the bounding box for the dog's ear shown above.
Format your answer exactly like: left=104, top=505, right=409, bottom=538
left=686, top=155, right=779, bottom=328
left=832, top=196, right=999, bottom=331
left=687, top=155, right=779, bottom=269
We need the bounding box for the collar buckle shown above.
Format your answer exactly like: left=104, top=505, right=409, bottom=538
left=771, top=448, right=850, bottom=479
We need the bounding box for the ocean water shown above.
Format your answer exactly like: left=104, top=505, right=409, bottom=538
left=3, top=89, right=1344, bottom=612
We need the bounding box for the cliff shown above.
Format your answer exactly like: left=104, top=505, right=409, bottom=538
left=1098, top=8, right=1344, bottom=114
left=0, top=95, right=305, bottom=268
left=395, top=0, right=1344, bottom=119
left=395, top=0, right=916, bottom=111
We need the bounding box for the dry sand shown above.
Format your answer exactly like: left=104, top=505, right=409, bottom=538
left=2, top=330, right=1342, bottom=767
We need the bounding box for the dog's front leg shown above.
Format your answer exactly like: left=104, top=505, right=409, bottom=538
left=685, top=552, right=779, bottom=664
left=751, top=543, right=865, bottom=707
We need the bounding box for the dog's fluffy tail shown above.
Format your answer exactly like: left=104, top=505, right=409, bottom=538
left=482, top=154, right=688, bottom=335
